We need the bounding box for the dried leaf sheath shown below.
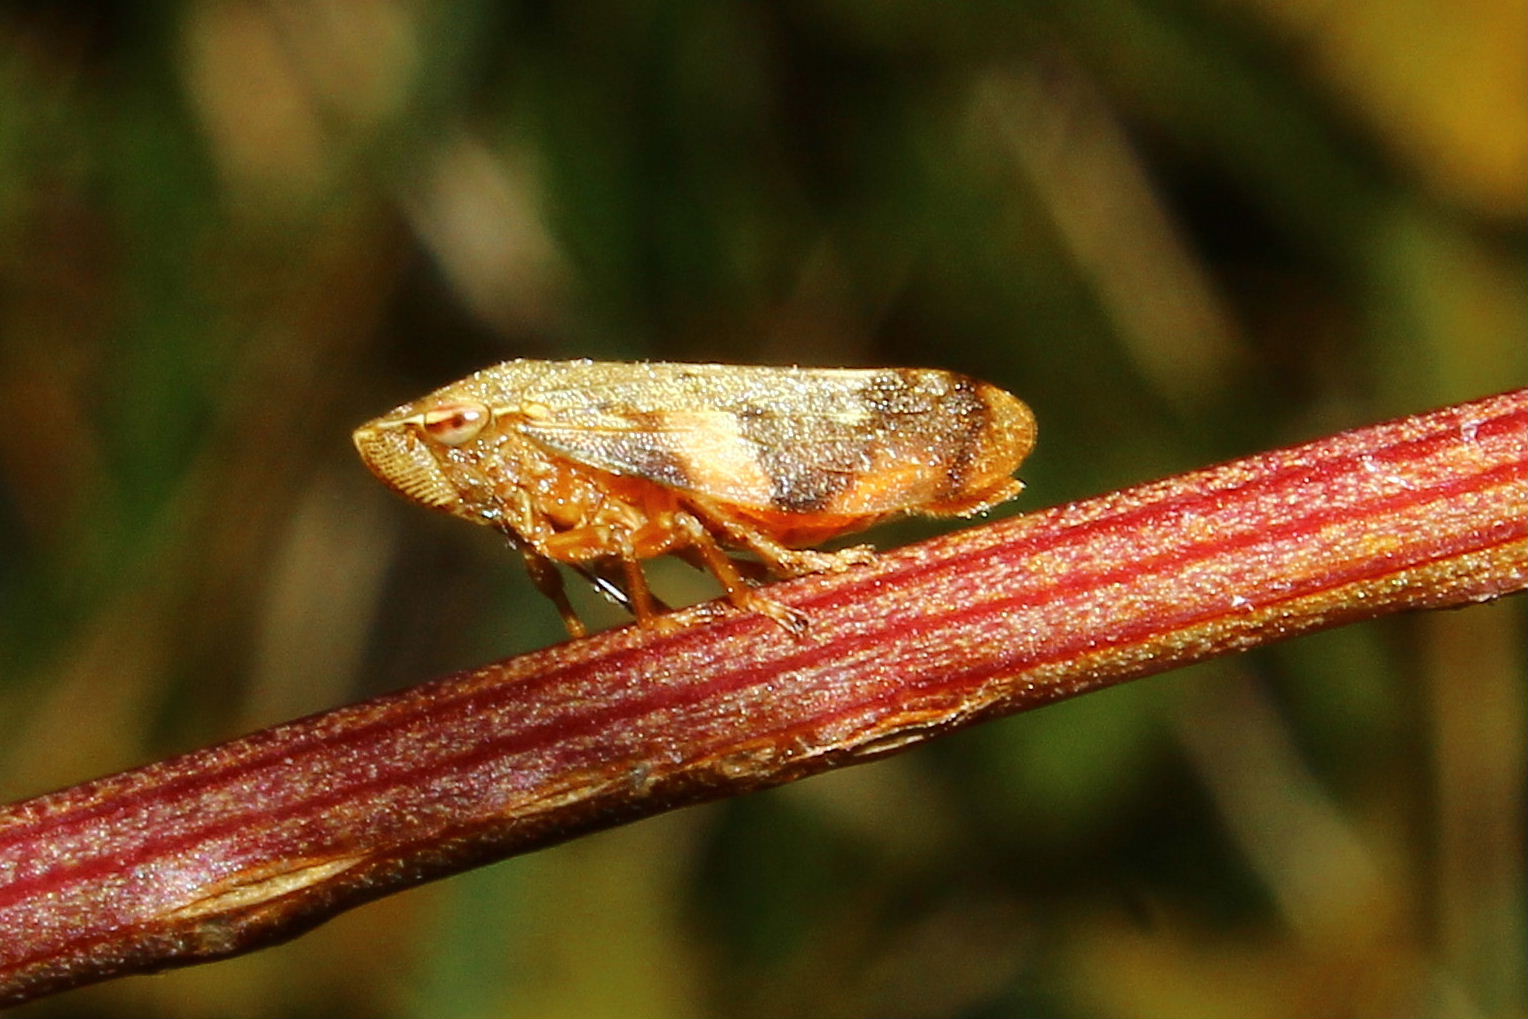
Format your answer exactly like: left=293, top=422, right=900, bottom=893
left=0, top=389, right=1524, bottom=1005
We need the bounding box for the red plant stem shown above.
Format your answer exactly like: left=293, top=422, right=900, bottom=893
left=1, top=389, right=1524, bottom=1005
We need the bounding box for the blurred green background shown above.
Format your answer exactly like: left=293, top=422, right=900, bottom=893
left=2, top=2, right=1523, bottom=1016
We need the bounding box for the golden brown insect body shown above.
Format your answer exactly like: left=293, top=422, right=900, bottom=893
left=353, top=359, right=1035, bottom=636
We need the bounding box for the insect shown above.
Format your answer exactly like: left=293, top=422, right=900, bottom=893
left=353, top=359, right=1036, bottom=637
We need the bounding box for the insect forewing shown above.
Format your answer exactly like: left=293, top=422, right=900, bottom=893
left=516, top=363, right=1019, bottom=516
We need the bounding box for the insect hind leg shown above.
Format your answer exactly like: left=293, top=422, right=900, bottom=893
left=683, top=496, right=877, bottom=578
left=672, top=512, right=808, bottom=635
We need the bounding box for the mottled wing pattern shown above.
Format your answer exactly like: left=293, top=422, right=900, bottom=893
left=515, top=363, right=991, bottom=516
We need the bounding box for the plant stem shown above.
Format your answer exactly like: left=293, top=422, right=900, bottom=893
left=2, top=388, right=1524, bottom=1005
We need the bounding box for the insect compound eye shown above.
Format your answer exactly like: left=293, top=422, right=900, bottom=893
left=419, top=400, right=491, bottom=446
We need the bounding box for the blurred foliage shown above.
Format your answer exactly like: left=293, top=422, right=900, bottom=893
left=1, top=1, right=1523, bottom=1016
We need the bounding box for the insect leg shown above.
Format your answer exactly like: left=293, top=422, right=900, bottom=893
left=672, top=512, right=808, bottom=635
left=606, top=528, right=671, bottom=629
left=570, top=562, right=673, bottom=615
left=672, top=545, right=771, bottom=585
left=497, top=490, right=591, bottom=638
left=520, top=546, right=588, bottom=639
left=683, top=496, right=877, bottom=577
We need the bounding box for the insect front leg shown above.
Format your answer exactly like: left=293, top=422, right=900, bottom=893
left=502, top=488, right=592, bottom=638
left=520, top=545, right=588, bottom=639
